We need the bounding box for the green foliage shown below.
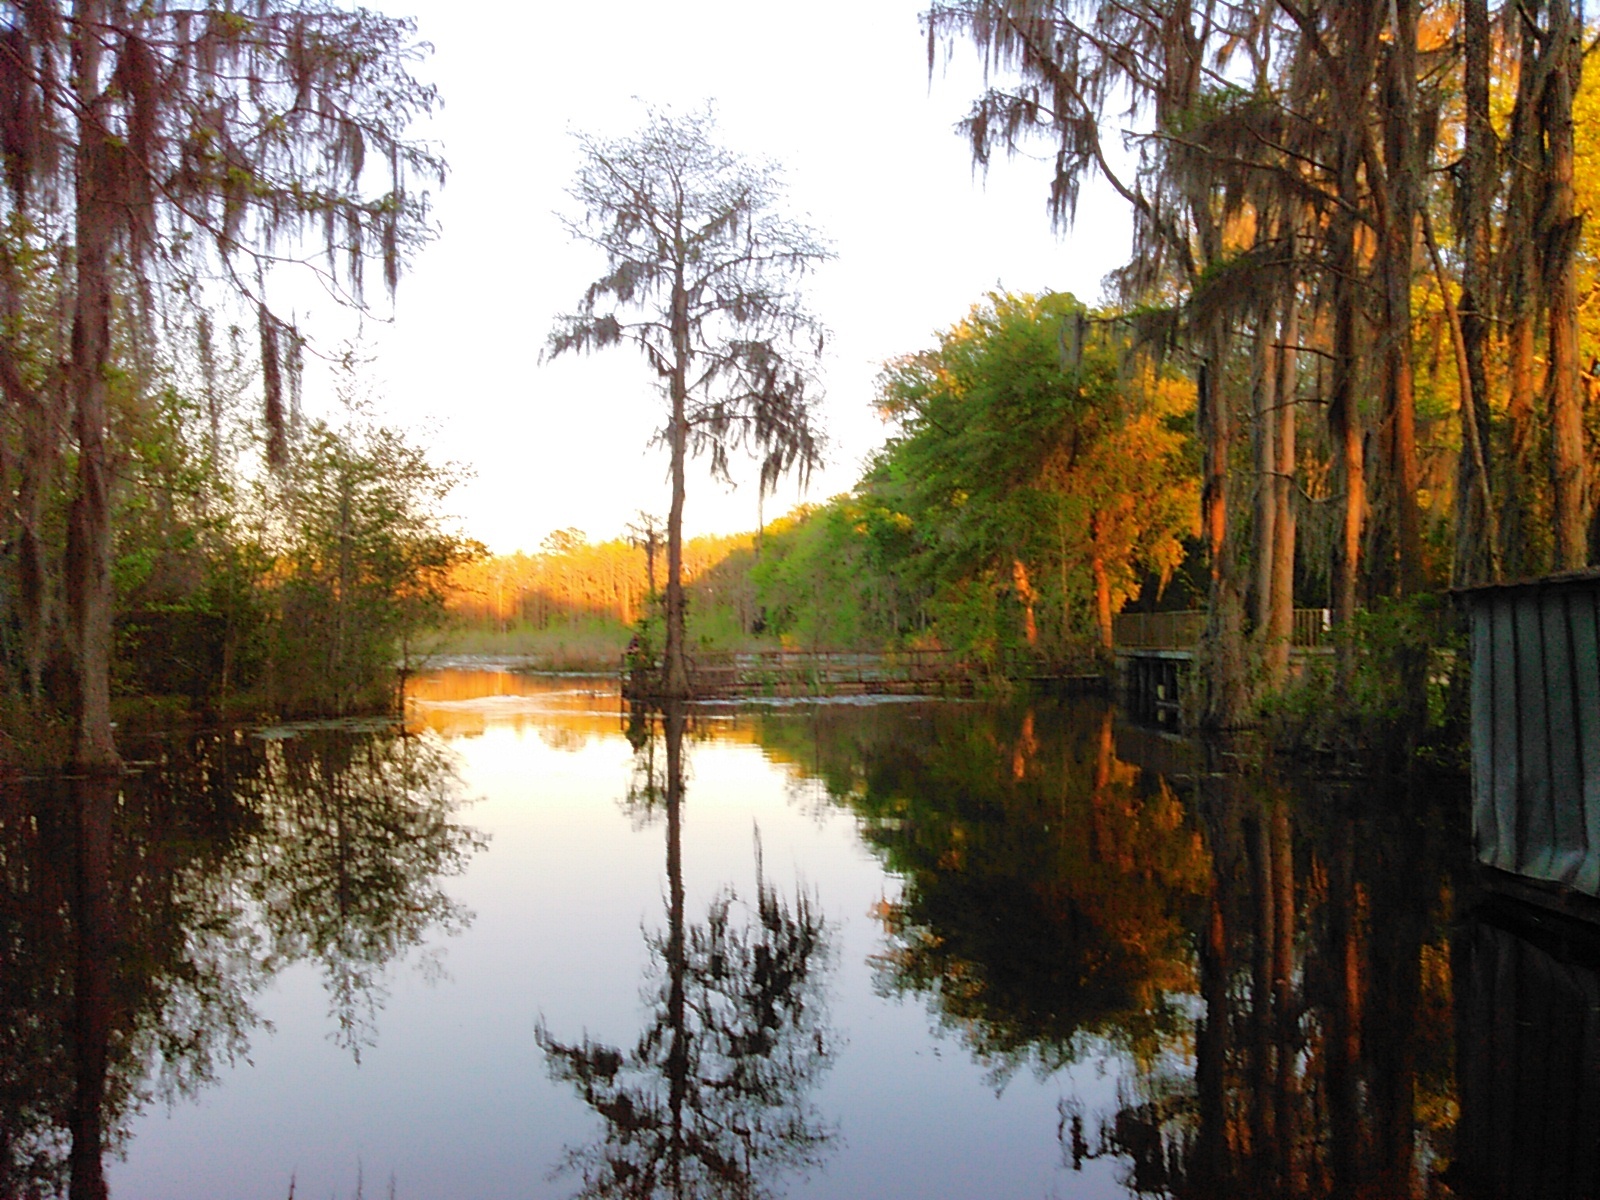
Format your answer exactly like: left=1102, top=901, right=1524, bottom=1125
left=260, top=417, right=481, bottom=716
left=1261, top=594, right=1468, bottom=764
left=748, top=291, right=1199, bottom=661
left=97, top=363, right=477, bottom=721
left=750, top=498, right=916, bottom=650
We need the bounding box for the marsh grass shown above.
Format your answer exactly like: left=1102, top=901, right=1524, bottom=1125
left=429, top=618, right=634, bottom=672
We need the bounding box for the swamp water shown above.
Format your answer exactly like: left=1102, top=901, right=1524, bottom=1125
left=1, top=670, right=1594, bottom=1198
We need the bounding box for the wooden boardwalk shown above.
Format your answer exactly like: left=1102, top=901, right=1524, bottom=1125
left=622, top=647, right=1105, bottom=701
left=1113, top=608, right=1334, bottom=721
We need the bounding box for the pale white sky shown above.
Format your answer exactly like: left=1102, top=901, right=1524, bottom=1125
left=320, top=0, right=1132, bottom=553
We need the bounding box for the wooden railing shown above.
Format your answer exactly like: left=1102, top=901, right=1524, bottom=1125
left=1113, top=608, right=1332, bottom=650
left=622, top=646, right=1105, bottom=699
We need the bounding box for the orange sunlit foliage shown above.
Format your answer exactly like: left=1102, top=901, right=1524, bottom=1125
left=444, top=530, right=755, bottom=630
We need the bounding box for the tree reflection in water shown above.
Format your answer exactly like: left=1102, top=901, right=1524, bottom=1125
left=1085, top=767, right=1462, bottom=1200
left=0, top=725, right=481, bottom=1198
left=750, top=698, right=1475, bottom=1199
left=763, top=701, right=1211, bottom=1084
left=539, top=704, right=836, bottom=1200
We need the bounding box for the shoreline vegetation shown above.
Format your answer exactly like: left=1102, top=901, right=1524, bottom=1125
left=10, top=6, right=1599, bottom=773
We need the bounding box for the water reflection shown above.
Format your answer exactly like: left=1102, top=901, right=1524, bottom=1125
left=745, top=699, right=1482, bottom=1197
left=755, top=702, right=1209, bottom=1082
left=10, top=672, right=1600, bottom=1197
left=1451, top=905, right=1600, bottom=1200
left=0, top=726, right=480, bottom=1197
left=538, top=704, right=836, bottom=1200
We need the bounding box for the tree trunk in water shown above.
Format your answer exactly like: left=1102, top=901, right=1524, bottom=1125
left=1269, top=803, right=1298, bottom=1189
left=1545, top=0, right=1588, bottom=569
left=1249, top=809, right=1276, bottom=1172
left=662, top=703, right=688, bottom=1196
left=65, top=4, right=120, bottom=772
left=69, top=774, right=117, bottom=1200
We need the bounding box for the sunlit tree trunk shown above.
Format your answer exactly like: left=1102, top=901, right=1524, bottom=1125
left=1545, top=0, right=1588, bottom=570
left=1252, top=312, right=1278, bottom=637
left=1199, top=314, right=1248, bottom=729
left=1091, top=550, right=1113, bottom=652
left=1011, top=558, right=1039, bottom=648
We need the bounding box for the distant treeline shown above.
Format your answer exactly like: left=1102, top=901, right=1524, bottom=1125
left=446, top=530, right=758, bottom=635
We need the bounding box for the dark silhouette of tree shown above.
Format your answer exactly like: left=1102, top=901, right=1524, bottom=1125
left=236, top=727, right=484, bottom=1055
left=538, top=705, right=835, bottom=1199
left=0, top=0, right=443, bottom=768
left=547, top=107, right=830, bottom=699
left=0, top=723, right=481, bottom=1196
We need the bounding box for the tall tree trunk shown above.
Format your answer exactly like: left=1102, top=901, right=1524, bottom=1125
left=1091, top=550, right=1112, bottom=651
left=1502, top=5, right=1552, bottom=577
left=1252, top=311, right=1278, bottom=637
left=1199, top=314, right=1248, bottom=729
left=1455, top=0, right=1497, bottom=586
left=65, top=2, right=120, bottom=772
left=1267, top=280, right=1298, bottom=685
left=1544, top=0, right=1588, bottom=569
left=1330, top=140, right=1365, bottom=651
left=1380, top=0, right=1423, bottom=597
left=664, top=274, right=691, bottom=700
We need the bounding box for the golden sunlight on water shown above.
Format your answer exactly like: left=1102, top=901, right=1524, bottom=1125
left=404, top=669, right=772, bottom=752
left=404, top=670, right=625, bottom=740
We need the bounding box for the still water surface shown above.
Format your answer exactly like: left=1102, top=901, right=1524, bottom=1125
left=1, top=670, right=1591, bottom=1197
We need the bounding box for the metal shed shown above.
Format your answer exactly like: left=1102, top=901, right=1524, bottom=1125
left=1462, top=569, right=1600, bottom=898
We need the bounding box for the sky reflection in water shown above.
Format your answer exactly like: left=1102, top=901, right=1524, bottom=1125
left=2, top=670, right=1582, bottom=1197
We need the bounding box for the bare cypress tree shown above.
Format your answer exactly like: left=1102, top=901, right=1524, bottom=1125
left=0, top=0, right=443, bottom=770
left=548, top=107, right=830, bottom=700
